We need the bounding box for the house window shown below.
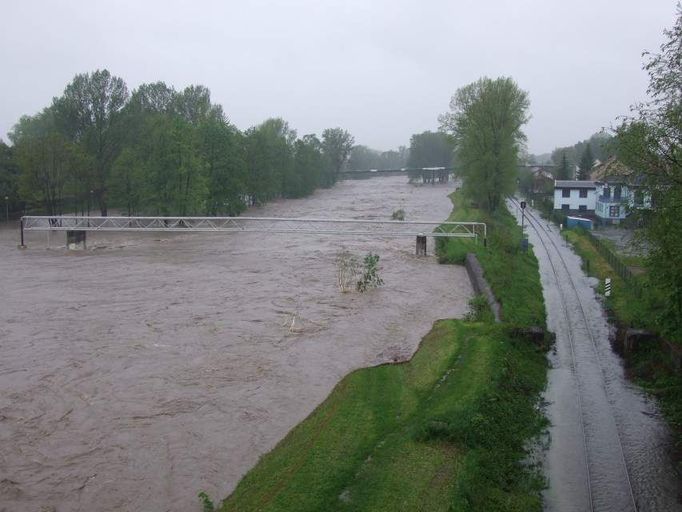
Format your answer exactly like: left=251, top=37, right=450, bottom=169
left=579, top=205, right=587, bottom=211
left=609, top=205, right=620, bottom=217
left=579, top=189, right=588, bottom=198
left=562, top=189, right=570, bottom=198
left=634, top=190, right=644, bottom=206
left=603, top=187, right=610, bottom=198
left=614, top=185, right=622, bottom=200
left=561, top=204, right=570, bottom=211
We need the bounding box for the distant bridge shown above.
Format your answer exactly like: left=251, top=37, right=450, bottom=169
left=340, top=167, right=454, bottom=183
left=20, top=215, right=486, bottom=254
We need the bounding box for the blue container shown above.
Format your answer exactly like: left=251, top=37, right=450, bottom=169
left=565, top=216, right=593, bottom=230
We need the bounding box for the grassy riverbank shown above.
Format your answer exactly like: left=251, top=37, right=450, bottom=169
left=562, top=228, right=682, bottom=457
left=215, top=192, right=548, bottom=511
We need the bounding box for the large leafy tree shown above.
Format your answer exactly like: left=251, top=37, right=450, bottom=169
left=10, top=109, right=85, bottom=216
left=615, top=7, right=682, bottom=338
left=321, top=127, right=354, bottom=187
left=440, top=77, right=530, bottom=211
left=53, top=69, right=129, bottom=215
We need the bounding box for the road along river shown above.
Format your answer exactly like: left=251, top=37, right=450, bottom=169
left=508, top=199, right=681, bottom=512
left=0, top=176, right=473, bottom=512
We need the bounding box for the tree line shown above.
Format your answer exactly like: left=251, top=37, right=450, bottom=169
left=0, top=70, right=355, bottom=217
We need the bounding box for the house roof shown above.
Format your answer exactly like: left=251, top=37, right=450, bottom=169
left=555, top=180, right=596, bottom=189
left=590, top=156, right=634, bottom=182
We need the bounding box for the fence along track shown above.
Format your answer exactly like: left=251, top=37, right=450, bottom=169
left=509, top=197, right=638, bottom=512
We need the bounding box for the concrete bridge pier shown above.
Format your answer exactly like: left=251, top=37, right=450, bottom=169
left=416, top=235, right=427, bottom=256
left=67, top=231, right=86, bottom=250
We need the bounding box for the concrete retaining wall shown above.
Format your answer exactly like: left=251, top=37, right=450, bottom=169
left=464, top=252, right=502, bottom=323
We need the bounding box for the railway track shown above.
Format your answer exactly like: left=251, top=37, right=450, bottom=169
left=508, top=197, right=637, bottom=512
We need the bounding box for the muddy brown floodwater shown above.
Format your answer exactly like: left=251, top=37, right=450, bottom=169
left=0, top=176, right=472, bottom=512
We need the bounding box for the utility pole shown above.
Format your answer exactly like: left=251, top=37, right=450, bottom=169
left=4, top=195, right=8, bottom=223
left=520, top=200, right=527, bottom=252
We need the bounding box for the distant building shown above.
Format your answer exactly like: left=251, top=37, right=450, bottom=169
left=553, top=180, right=597, bottom=215
left=531, top=167, right=554, bottom=195
left=590, top=156, right=650, bottom=225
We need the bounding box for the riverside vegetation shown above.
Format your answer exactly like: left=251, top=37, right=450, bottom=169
left=213, top=190, right=549, bottom=511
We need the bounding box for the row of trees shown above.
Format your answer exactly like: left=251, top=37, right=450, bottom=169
left=614, top=8, right=682, bottom=339
left=550, top=132, right=612, bottom=180
left=1, top=71, right=355, bottom=217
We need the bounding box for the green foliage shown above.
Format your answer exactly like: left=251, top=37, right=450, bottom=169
left=390, top=209, right=405, bottom=220
left=346, top=144, right=408, bottom=171
left=321, top=127, right=354, bottom=186
left=0, top=141, right=20, bottom=216
left=550, top=132, right=612, bottom=177
left=406, top=131, right=454, bottom=180
left=356, top=252, right=383, bottom=292
left=554, top=151, right=572, bottom=180
left=9, top=71, right=355, bottom=217
left=614, top=7, right=682, bottom=342
left=464, top=294, right=494, bottom=323
left=577, top=144, right=594, bottom=180
left=439, top=77, right=530, bottom=212
left=436, top=191, right=546, bottom=327
left=198, top=491, right=216, bottom=512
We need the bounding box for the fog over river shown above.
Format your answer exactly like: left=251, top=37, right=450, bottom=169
left=0, top=176, right=472, bottom=512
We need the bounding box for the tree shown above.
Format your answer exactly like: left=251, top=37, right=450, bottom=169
left=321, top=128, right=354, bottom=186
left=555, top=151, right=572, bottom=180
left=406, top=131, right=454, bottom=181
left=244, top=118, right=296, bottom=204
left=577, top=144, right=594, bottom=179
left=615, top=7, right=682, bottom=339
left=199, top=115, right=247, bottom=215
left=53, top=69, right=129, bottom=215
left=10, top=109, right=85, bottom=216
left=0, top=141, right=20, bottom=216
left=439, top=77, right=530, bottom=211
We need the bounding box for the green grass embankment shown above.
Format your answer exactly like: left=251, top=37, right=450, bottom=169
left=216, top=191, right=548, bottom=511
left=562, top=228, right=682, bottom=455
left=436, top=191, right=545, bottom=327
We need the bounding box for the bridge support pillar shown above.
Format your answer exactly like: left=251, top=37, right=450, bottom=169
left=66, top=230, right=86, bottom=250
left=416, top=235, right=427, bottom=256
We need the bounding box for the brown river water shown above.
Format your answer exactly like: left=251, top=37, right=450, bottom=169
left=0, top=176, right=473, bottom=512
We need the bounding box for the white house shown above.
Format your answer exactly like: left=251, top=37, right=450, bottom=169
left=590, top=157, right=651, bottom=224
left=553, top=180, right=597, bottom=214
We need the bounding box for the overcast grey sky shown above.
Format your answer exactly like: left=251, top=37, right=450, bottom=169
left=0, top=0, right=676, bottom=154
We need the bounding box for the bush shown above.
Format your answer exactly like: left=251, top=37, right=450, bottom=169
left=391, top=209, right=406, bottom=221
left=357, top=252, right=383, bottom=292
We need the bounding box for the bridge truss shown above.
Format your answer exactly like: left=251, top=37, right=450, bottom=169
left=21, top=215, right=486, bottom=241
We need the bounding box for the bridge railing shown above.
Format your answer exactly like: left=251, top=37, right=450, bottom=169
left=21, top=215, right=486, bottom=240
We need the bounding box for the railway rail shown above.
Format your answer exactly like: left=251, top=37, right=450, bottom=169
left=508, top=197, right=637, bottom=512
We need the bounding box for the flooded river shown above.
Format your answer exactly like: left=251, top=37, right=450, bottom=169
left=0, top=176, right=472, bottom=512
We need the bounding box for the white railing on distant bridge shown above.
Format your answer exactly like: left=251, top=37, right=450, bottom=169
left=21, top=215, right=486, bottom=240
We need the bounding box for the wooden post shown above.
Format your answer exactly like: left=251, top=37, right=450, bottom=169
left=19, top=218, right=26, bottom=249
left=416, top=235, right=427, bottom=256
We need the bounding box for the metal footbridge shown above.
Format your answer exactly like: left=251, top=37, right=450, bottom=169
left=20, top=215, right=487, bottom=252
